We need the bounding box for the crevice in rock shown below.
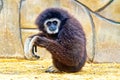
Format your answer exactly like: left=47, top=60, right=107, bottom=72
left=74, top=0, right=120, bottom=24
left=0, top=0, right=3, bottom=13
left=19, top=0, right=26, bottom=49
left=86, top=11, right=96, bottom=62
left=95, top=0, right=114, bottom=12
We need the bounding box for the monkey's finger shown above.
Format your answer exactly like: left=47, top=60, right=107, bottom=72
left=34, top=45, right=37, bottom=52
left=32, top=45, right=40, bottom=59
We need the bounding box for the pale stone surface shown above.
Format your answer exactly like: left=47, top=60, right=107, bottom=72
left=0, top=0, right=24, bottom=58
left=78, top=0, right=110, bottom=11
left=91, top=14, right=120, bottom=62
left=99, top=0, right=120, bottom=22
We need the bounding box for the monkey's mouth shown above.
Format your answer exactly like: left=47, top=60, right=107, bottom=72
left=47, top=27, right=59, bottom=34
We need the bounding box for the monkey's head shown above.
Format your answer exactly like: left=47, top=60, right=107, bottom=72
left=35, top=8, right=70, bottom=35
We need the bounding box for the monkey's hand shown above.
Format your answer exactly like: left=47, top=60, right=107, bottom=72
left=24, top=36, right=40, bottom=60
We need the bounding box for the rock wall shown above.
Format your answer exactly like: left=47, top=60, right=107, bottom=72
left=0, top=0, right=120, bottom=62
left=0, top=0, right=24, bottom=58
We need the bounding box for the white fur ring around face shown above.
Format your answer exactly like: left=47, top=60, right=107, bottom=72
left=24, top=36, right=40, bottom=60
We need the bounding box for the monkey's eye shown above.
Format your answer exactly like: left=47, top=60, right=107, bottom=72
left=46, top=22, right=51, bottom=26
left=53, top=21, right=57, bottom=25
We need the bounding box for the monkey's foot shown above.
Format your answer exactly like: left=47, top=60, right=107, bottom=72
left=45, top=66, right=60, bottom=73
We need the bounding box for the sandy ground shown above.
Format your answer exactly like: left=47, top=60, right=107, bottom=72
left=0, top=58, right=119, bottom=80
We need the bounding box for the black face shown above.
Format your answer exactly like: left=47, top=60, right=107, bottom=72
left=46, top=21, right=58, bottom=31
left=44, top=18, right=61, bottom=34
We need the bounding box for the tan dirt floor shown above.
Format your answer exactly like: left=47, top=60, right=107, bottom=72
left=0, top=58, right=119, bottom=80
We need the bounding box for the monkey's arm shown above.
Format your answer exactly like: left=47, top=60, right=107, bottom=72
left=33, top=36, right=79, bottom=66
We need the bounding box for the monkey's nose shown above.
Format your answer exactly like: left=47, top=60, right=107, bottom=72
left=49, top=25, right=57, bottom=31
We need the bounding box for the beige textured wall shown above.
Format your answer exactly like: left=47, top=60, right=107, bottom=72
left=0, top=0, right=24, bottom=58
left=0, top=0, right=120, bottom=62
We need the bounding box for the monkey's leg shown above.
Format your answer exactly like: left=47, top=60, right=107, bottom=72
left=24, top=36, right=40, bottom=60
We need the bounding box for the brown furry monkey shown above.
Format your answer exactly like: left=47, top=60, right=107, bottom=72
left=24, top=8, right=87, bottom=73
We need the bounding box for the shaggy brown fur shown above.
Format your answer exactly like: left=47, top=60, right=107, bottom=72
left=28, top=8, right=86, bottom=73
